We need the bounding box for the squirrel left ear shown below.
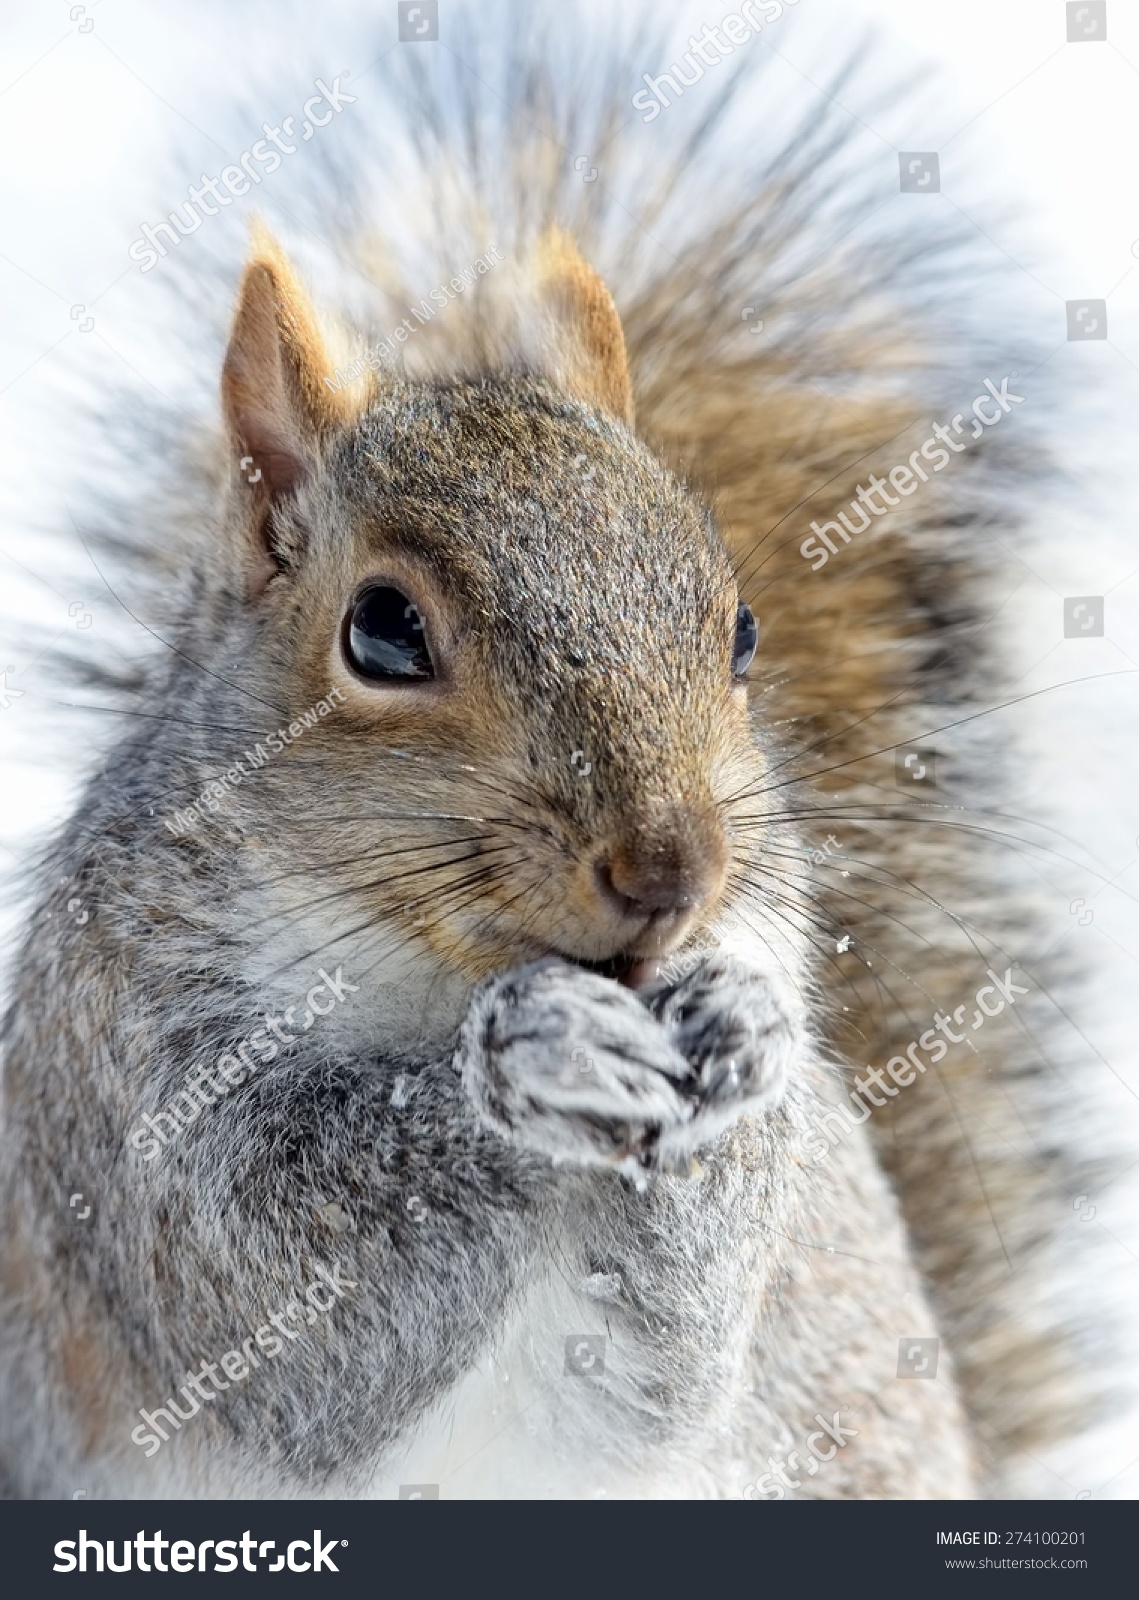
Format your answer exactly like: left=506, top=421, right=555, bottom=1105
left=536, top=228, right=634, bottom=426
left=221, top=228, right=364, bottom=594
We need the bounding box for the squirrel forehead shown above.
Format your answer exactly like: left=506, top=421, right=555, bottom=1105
left=325, top=380, right=731, bottom=599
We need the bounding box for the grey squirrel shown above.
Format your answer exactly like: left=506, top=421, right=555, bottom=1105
left=0, top=1, right=1095, bottom=1498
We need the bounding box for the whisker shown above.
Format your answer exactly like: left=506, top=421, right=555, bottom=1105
left=726, top=874, right=874, bottom=1022
left=733, top=805, right=1139, bottom=904
left=757, top=850, right=1001, bottom=987
left=253, top=834, right=502, bottom=892
left=243, top=845, right=519, bottom=939
left=49, top=702, right=280, bottom=738
left=732, top=670, right=1136, bottom=801
left=72, top=521, right=289, bottom=721
left=258, top=859, right=520, bottom=985
left=732, top=863, right=954, bottom=1042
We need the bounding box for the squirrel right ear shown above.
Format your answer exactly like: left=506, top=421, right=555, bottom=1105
left=536, top=229, right=635, bottom=426
left=221, top=230, right=362, bottom=596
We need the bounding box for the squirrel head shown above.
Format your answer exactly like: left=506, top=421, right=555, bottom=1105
left=216, top=230, right=765, bottom=983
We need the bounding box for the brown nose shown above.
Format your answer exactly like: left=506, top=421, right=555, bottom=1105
left=594, top=824, right=725, bottom=921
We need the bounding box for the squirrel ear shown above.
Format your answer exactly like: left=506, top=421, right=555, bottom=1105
left=221, top=229, right=361, bottom=594
left=536, top=228, right=634, bottom=426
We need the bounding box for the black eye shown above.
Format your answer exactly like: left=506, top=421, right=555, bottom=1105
left=732, top=602, right=758, bottom=678
left=345, top=585, right=434, bottom=681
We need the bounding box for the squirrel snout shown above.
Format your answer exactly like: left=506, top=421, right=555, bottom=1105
left=593, top=824, right=726, bottom=927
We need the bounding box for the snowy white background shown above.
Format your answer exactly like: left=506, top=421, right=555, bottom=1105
left=0, top=0, right=1136, bottom=1498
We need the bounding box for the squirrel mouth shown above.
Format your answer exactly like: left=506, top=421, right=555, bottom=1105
left=566, top=953, right=663, bottom=991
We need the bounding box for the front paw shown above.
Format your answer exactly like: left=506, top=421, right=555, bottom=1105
left=643, top=953, right=798, bottom=1155
left=456, top=958, right=695, bottom=1173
